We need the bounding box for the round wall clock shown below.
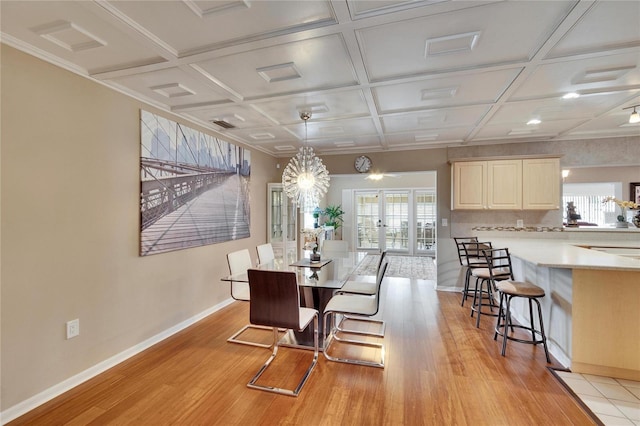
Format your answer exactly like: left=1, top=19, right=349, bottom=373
left=354, top=155, right=372, bottom=173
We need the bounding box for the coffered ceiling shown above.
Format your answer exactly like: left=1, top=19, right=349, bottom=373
left=2, top=0, right=639, bottom=157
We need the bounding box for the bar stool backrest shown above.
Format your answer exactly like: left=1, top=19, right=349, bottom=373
left=480, top=248, right=515, bottom=281
left=454, top=237, right=478, bottom=266
left=461, top=241, right=493, bottom=268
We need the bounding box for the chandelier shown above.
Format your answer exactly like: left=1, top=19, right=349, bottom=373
left=282, top=112, right=330, bottom=212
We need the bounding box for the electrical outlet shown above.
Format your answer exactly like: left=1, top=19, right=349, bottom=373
left=516, top=219, right=524, bottom=228
left=66, top=319, right=80, bottom=339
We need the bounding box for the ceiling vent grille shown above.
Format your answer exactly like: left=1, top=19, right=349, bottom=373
left=211, top=120, right=236, bottom=129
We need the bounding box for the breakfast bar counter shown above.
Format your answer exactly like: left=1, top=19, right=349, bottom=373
left=473, top=230, right=640, bottom=381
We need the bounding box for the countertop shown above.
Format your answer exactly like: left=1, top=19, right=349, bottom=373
left=473, top=233, right=640, bottom=271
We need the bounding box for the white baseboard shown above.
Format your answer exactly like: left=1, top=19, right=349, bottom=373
left=1, top=298, right=234, bottom=425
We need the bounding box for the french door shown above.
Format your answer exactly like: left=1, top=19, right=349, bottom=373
left=354, top=190, right=436, bottom=255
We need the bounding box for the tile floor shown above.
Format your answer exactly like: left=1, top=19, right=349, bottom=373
left=554, top=370, right=640, bottom=425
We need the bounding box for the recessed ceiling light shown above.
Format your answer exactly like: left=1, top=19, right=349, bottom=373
left=562, top=92, right=580, bottom=99
left=527, top=119, right=541, bottom=125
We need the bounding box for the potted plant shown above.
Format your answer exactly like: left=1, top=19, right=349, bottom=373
left=603, top=196, right=640, bottom=228
left=322, top=205, right=345, bottom=230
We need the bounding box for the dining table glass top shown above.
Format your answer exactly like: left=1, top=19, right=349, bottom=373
left=221, top=251, right=368, bottom=289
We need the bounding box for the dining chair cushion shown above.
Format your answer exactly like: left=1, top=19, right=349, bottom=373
left=339, top=280, right=377, bottom=295
left=324, top=294, right=378, bottom=317
left=297, top=307, right=319, bottom=331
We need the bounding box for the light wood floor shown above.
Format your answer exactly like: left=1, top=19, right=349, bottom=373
left=9, top=277, right=595, bottom=425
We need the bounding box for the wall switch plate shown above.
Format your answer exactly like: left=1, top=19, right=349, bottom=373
left=66, top=319, right=80, bottom=339
left=442, top=218, right=448, bottom=227
left=516, top=219, right=524, bottom=228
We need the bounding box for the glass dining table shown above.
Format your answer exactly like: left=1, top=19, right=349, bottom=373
left=221, top=251, right=368, bottom=350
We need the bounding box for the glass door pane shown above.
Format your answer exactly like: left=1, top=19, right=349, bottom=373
left=383, top=192, right=409, bottom=253
left=267, top=183, right=297, bottom=262
left=355, top=191, right=379, bottom=250
left=270, top=187, right=283, bottom=242
left=416, top=190, right=436, bottom=253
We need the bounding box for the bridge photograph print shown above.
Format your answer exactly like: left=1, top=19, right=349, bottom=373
left=139, top=110, right=251, bottom=256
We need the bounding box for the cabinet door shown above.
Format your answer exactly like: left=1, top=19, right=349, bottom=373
left=522, top=158, right=560, bottom=210
left=267, top=183, right=298, bottom=261
left=453, top=161, right=486, bottom=209
left=487, top=159, right=522, bottom=210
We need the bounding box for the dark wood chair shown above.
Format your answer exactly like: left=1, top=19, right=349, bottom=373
left=247, top=269, right=319, bottom=396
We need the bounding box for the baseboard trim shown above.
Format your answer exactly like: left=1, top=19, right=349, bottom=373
left=1, top=298, right=234, bottom=425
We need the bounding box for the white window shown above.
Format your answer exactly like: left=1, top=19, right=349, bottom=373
left=562, top=182, right=622, bottom=226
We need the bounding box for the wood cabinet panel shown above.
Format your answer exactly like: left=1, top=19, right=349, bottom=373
left=522, top=158, right=560, bottom=209
left=452, top=157, right=559, bottom=210
left=452, top=161, right=486, bottom=210
left=487, top=159, right=522, bottom=209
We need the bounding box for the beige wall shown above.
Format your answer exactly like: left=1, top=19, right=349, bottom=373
left=2, top=41, right=639, bottom=416
left=1, top=46, right=279, bottom=412
left=322, top=138, right=640, bottom=291
left=563, top=165, right=639, bottom=194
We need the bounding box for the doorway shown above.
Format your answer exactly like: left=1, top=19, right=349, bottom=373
left=354, top=189, right=436, bottom=256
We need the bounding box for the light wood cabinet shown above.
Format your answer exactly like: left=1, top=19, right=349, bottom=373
left=452, top=157, right=559, bottom=210
left=487, top=159, right=522, bottom=209
left=452, top=161, right=486, bottom=209
left=522, top=158, right=560, bottom=210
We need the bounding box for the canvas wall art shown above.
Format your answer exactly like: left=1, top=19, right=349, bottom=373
left=140, top=110, right=251, bottom=256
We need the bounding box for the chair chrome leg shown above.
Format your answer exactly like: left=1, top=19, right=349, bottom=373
left=336, top=314, right=385, bottom=337
left=247, top=315, right=319, bottom=396
left=227, top=324, right=277, bottom=348
left=323, top=312, right=385, bottom=368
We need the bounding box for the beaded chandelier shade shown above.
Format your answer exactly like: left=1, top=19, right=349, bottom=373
left=282, top=112, right=330, bottom=212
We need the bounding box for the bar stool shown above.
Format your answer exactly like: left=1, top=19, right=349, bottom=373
left=468, top=246, right=511, bottom=327
left=453, top=237, right=480, bottom=306
left=491, top=248, right=551, bottom=363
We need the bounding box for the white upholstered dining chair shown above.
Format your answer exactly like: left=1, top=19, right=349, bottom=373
left=323, top=260, right=389, bottom=368
left=256, top=243, right=275, bottom=264
left=226, top=249, right=272, bottom=348
left=321, top=239, right=349, bottom=255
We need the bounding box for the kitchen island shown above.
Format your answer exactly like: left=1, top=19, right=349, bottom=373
left=473, top=229, right=640, bottom=381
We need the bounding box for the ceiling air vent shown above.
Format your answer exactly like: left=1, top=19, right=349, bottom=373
left=211, top=120, right=236, bottom=129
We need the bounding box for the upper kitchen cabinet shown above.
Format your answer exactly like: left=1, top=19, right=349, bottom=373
left=522, top=158, right=560, bottom=210
left=488, top=159, right=523, bottom=210
left=452, top=157, right=560, bottom=210
left=452, top=161, right=487, bottom=210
